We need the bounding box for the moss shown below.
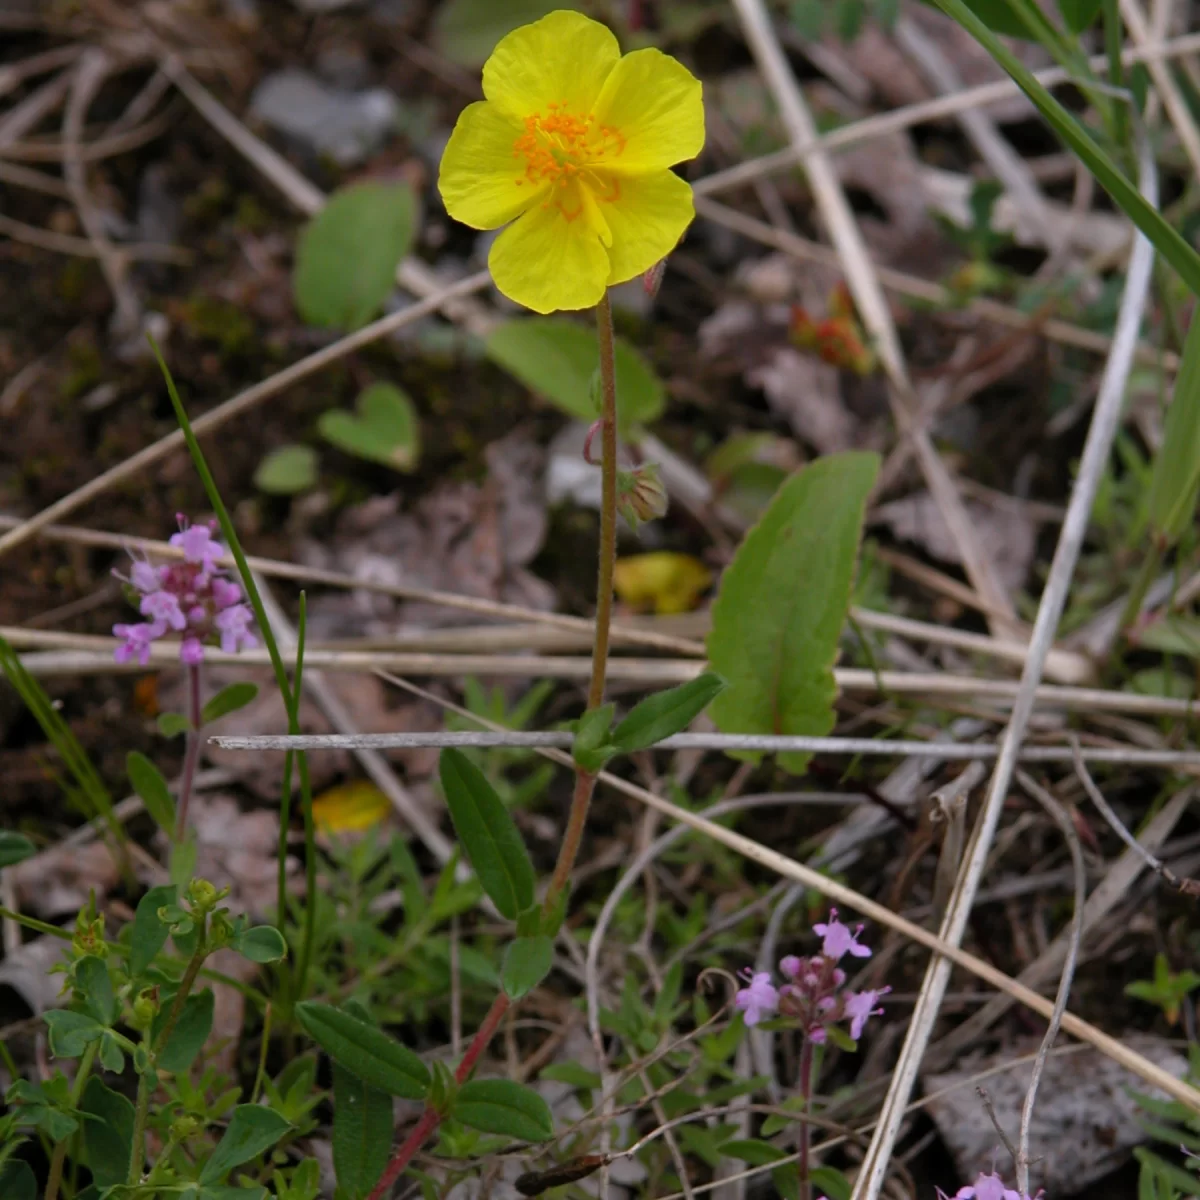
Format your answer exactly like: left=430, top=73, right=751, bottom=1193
left=181, top=294, right=256, bottom=357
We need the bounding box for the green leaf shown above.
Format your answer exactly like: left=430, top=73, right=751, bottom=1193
left=719, top=1138, right=787, bottom=1166
left=201, top=683, right=259, bottom=725
left=319, top=383, right=421, bottom=472
left=809, top=1167, right=852, bottom=1200
left=432, top=0, right=581, bottom=65
left=0, top=831, right=35, bottom=867
left=80, top=1077, right=134, bottom=1188
left=155, top=989, right=214, bottom=1074
left=707, top=452, right=879, bottom=774
left=438, top=749, right=535, bottom=920
left=611, top=673, right=726, bottom=753
left=927, top=0, right=1200, bottom=298
left=485, top=318, right=665, bottom=439
left=932, top=0, right=1028, bottom=36
left=198, top=1189, right=269, bottom=1200
left=157, top=712, right=192, bottom=738
left=199, top=1105, right=292, bottom=1184
left=126, top=751, right=175, bottom=836
left=75, top=956, right=116, bottom=1027
left=540, top=1062, right=600, bottom=1089
left=294, top=182, right=419, bottom=331
left=254, top=444, right=318, bottom=496
left=44, top=1010, right=104, bottom=1058
left=501, top=936, right=554, bottom=1000
left=295, top=1002, right=431, bottom=1100
left=234, top=925, right=288, bottom=964
left=1056, top=0, right=1104, bottom=31
left=1146, top=313, right=1200, bottom=543
left=0, top=1161, right=35, bottom=1200
left=332, top=1061, right=392, bottom=1200
left=453, top=1080, right=553, bottom=1142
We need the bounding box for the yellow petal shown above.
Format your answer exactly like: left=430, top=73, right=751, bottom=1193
left=312, top=780, right=390, bottom=835
left=488, top=185, right=610, bottom=313
left=592, top=169, right=694, bottom=285
left=613, top=552, right=712, bottom=615
left=483, top=10, right=620, bottom=124
left=438, top=101, right=544, bottom=230
left=592, top=48, right=705, bottom=173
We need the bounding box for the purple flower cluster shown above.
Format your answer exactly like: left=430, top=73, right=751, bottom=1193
left=113, top=516, right=257, bottom=667
left=735, top=908, right=889, bottom=1043
left=938, top=1171, right=1043, bottom=1200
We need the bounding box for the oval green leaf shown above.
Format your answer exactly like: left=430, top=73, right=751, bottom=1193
left=254, top=444, right=318, bottom=496
left=501, top=935, right=554, bottom=1000
left=44, top=1010, right=104, bottom=1058
left=708, top=452, right=879, bottom=775
left=319, top=383, right=420, bottom=473
left=332, top=1060, right=392, bottom=1200
left=75, top=956, right=115, bottom=1027
left=199, top=1105, right=292, bottom=1184
left=130, top=886, right=176, bottom=977
left=234, top=925, right=288, bottom=964
left=438, top=749, right=535, bottom=920
left=485, top=318, right=664, bottom=439
left=295, top=1001, right=431, bottom=1100
left=0, top=831, right=35, bottom=868
left=294, top=182, right=418, bottom=331
left=126, top=751, right=175, bottom=835
left=201, top=682, right=259, bottom=725
left=453, top=1079, right=553, bottom=1142
left=81, top=1076, right=134, bottom=1188
left=611, top=673, right=726, bottom=753
left=155, top=989, right=214, bottom=1074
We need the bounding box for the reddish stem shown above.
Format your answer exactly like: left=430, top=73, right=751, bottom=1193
left=175, top=662, right=202, bottom=841
left=797, top=1038, right=814, bottom=1200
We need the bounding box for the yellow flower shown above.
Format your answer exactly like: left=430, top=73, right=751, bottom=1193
left=438, top=10, right=705, bottom=314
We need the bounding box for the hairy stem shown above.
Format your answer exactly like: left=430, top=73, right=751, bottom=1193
left=44, top=1040, right=98, bottom=1200
left=175, top=662, right=203, bottom=841
left=363, top=292, right=621, bottom=1199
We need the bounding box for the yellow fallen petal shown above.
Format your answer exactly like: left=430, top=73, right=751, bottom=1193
left=488, top=185, right=610, bottom=313
left=483, top=9, right=619, bottom=125
left=613, top=552, right=713, bottom=616
left=312, top=780, right=390, bottom=835
left=595, top=169, right=694, bottom=285
left=439, top=100, right=545, bottom=230
left=591, top=48, right=705, bottom=173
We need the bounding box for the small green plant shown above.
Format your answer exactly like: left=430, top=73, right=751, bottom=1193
left=1126, top=953, right=1200, bottom=1026
left=1132, top=1043, right=1200, bottom=1198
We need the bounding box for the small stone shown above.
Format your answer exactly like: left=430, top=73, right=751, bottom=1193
left=249, top=69, right=399, bottom=168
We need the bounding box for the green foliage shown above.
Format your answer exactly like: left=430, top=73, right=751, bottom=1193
left=319, top=382, right=421, bottom=472
left=157, top=712, right=193, bottom=738
left=295, top=1002, right=432, bottom=1099
left=485, top=317, right=665, bottom=439
left=1144, top=313, right=1200, bottom=544
left=439, top=748, right=536, bottom=920
left=80, top=1077, right=134, bottom=1188
left=1132, top=1044, right=1200, bottom=1197
left=1125, top=953, right=1200, bottom=1024
left=0, top=1161, right=35, bottom=1200
left=127, top=751, right=176, bottom=835
left=293, top=182, right=419, bottom=330
left=201, top=682, right=260, bottom=725
left=199, top=1105, right=292, bottom=1184
left=707, top=452, right=879, bottom=773
left=1057, top=0, right=1104, bottom=32
left=452, top=1079, right=554, bottom=1142
left=332, top=1058, right=393, bottom=1200
left=790, top=0, right=898, bottom=40
left=254, top=444, right=319, bottom=495
left=610, top=674, right=726, bottom=753
left=233, top=924, right=288, bottom=964
left=501, top=935, right=554, bottom=1000
left=155, top=989, right=215, bottom=1073
left=0, top=831, right=34, bottom=867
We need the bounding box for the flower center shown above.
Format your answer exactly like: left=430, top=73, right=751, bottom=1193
left=513, top=102, right=625, bottom=217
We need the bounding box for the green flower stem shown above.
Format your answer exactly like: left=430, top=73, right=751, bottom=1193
left=43, top=1040, right=98, bottom=1200
left=543, top=290, right=619, bottom=914
left=175, top=662, right=203, bottom=842
left=364, top=291, right=621, bottom=1200
left=130, top=930, right=209, bottom=1185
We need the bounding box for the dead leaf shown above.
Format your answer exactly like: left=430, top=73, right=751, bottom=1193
left=924, top=1039, right=1188, bottom=1194
left=874, top=490, right=1036, bottom=596
left=10, top=841, right=121, bottom=920
left=0, top=932, right=69, bottom=1016
left=749, top=348, right=855, bottom=455
left=312, top=779, right=390, bottom=836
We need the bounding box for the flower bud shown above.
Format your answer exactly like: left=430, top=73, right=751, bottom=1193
left=171, top=1114, right=201, bottom=1140
left=132, top=987, right=160, bottom=1029
left=642, top=257, right=667, bottom=299
left=616, top=463, right=668, bottom=528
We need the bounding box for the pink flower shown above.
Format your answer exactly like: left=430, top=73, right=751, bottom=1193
left=780, top=955, right=802, bottom=980
left=210, top=576, right=242, bottom=610
left=180, top=636, right=205, bottom=666
left=735, top=971, right=779, bottom=1027
left=140, top=590, right=186, bottom=631
left=813, top=908, right=871, bottom=961
left=170, top=516, right=224, bottom=579
left=215, top=604, right=257, bottom=654
left=130, top=560, right=162, bottom=593
left=937, top=1171, right=1042, bottom=1200
left=844, top=987, right=889, bottom=1039
left=114, top=621, right=165, bottom=666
